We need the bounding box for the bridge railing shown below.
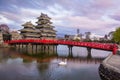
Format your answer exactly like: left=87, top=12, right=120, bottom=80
left=6, top=39, right=118, bottom=54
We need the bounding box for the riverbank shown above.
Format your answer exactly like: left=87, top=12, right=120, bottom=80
left=0, top=43, right=10, bottom=48
left=99, top=51, right=120, bottom=80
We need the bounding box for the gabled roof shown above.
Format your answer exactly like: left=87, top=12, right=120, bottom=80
left=22, top=21, right=34, bottom=28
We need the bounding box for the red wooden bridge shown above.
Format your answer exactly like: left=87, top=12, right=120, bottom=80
left=6, top=39, right=118, bottom=55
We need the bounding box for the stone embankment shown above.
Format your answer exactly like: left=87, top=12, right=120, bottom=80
left=99, top=50, right=120, bottom=80
left=0, top=42, right=10, bottom=48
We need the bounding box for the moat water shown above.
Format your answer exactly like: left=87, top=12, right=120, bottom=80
left=0, top=45, right=111, bottom=80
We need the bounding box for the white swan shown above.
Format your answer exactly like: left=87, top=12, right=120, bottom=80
left=58, top=59, right=67, bottom=66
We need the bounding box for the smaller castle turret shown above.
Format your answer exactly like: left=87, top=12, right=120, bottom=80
left=20, top=21, right=40, bottom=39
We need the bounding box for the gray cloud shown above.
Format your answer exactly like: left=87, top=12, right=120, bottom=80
left=0, top=0, right=120, bottom=36
left=110, top=14, right=120, bottom=21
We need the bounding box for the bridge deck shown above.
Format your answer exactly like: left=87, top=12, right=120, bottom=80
left=5, top=39, right=118, bottom=54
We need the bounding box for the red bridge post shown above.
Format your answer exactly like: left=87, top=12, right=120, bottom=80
left=113, top=44, right=118, bottom=55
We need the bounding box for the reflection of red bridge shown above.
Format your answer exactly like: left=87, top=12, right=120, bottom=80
left=6, top=39, right=118, bottom=55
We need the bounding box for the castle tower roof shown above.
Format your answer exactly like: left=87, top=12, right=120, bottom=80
left=20, top=21, right=40, bottom=39
left=36, top=13, right=56, bottom=39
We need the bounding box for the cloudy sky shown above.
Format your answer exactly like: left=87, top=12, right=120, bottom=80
left=0, top=0, right=120, bottom=37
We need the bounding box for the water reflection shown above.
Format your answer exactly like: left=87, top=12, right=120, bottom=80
left=0, top=58, right=40, bottom=80
left=0, top=46, right=111, bottom=80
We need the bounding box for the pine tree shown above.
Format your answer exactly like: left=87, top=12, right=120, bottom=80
left=113, top=27, right=120, bottom=44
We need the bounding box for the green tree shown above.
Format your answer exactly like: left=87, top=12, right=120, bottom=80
left=113, top=27, right=120, bottom=44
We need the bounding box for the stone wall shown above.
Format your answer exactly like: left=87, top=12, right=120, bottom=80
left=99, top=64, right=120, bottom=80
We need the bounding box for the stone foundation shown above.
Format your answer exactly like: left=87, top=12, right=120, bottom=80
left=99, top=63, right=120, bottom=80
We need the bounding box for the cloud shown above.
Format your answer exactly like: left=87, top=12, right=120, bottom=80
left=109, top=10, right=120, bottom=21
left=0, top=0, right=120, bottom=36
left=0, top=3, right=74, bottom=25
left=0, top=14, right=15, bottom=24
left=91, top=0, right=115, bottom=8
left=55, top=15, right=120, bottom=30
left=110, top=15, right=120, bottom=21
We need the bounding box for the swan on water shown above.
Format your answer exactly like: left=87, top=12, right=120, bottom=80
left=58, top=59, right=67, bottom=65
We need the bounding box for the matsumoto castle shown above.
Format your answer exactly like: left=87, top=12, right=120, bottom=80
left=20, top=13, right=57, bottom=39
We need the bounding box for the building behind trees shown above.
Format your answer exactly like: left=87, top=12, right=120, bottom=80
left=85, top=32, right=91, bottom=41
left=11, top=31, right=22, bottom=40
left=108, top=31, right=114, bottom=40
